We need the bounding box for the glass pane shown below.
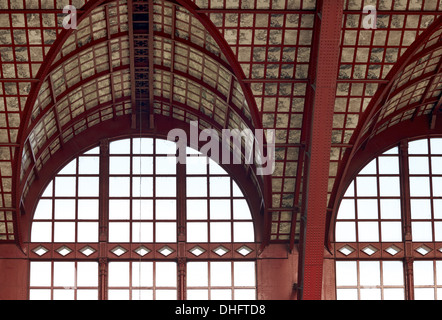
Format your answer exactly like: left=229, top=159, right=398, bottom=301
left=110, top=157, right=131, bottom=175
left=78, top=177, right=99, bottom=197
left=132, top=262, right=153, bottom=287
left=414, top=288, right=435, bottom=300
left=53, top=289, right=75, bottom=300
left=187, top=289, right=209, bottom=300
left=132, top=177, right=153, bottom=197
left=84, top=147, right=100, bottom=155
left=110, top=139, right=131, bottom=154
left=357, top=199, right=378, bottom=219
left=210, top=200, right=231, bottom=220
left=210, top=222, right=231, bottom=242
left=109, top=177, right=130, bottom=197
left=186, top=156, right=208, bottom=174
left=379, top=177, right=400, bottom=197
left=412, top=222, right=433, bottom=241
left=434, top=199, right=442, bottom=219
left=54, top=262, right=75, bottom=287
left=77, top=290, right=98, bottom=300
left=430, top=138, right=442, bottom=154
left=359, top=261, right=380, bottom=286
left=210, top=177, right=231, bottom=197
left=54, top=222, right=75, bottom=242
left=337, top=199, right=355, bottom=220
left=109, top=200, right=130, bottom=220
left=356, top=177, right=377, bottom=196
left=383, top=289, right=405, bottom=300
left=414, top=261, right=434, bottom=285
left=211, top=289, right=232, bottom=300
left=155, top=222, right=177, bottom=242
left=58, top=159, right=76, bottom=175
left=431, top=157, right=442, bottom=174
left=156, top=157, right=177, bottom=175
left=156, top=139, right=177, bottom=154
left=133, top=138, right=154, bottom=154
left=132, top=290, right=153, bottom=300
left=409, top=139, right=428, bottom=154
left=132, top=157, right=153, bottom=174
left=156, top=177, right=176, bottom=197
left=378, top=156, right=399, bottom=174
left=78, top=199, right=99, bottom=220
left=156, top=200, right=176, bottom=220
left=381, top=222, right=402, bottom=242
left=55, top=177, right=76, bottom=197
left=233, top=199, right=252, bottom=220
left=41, top=181, right=53, bottom=197
left=54, top=199, right=75, bottom=219
left=409, top=177, right=431, bottom=197
left=108, top=290, right=130, bottom=300
left=344, top=181, right=355, bottom=197
left=432, top=177, right=442, bottom=197
left=156, top=262, right=177, bottom=287
left=187, top=262, right=208, bottom=286
left=209, top=158, right=228, bottom=175
left=358, top=221, right=379, bottom=242
left=335, top=222, right=356, bottom=242
left=31, top=222, right=52, bottom=242
left=359, top=159, right=376, bottom=175
left=108, top=262, right=130, bottom=287
left=360, top=289, right=381, bottom=300
left=380, top=199, right=401, bottom=219
left=211, top=262, right=232, bottom=287
left=109, top=222, right=130, bottom=242
left=337, top=289, right=358, bottom=300
left=336, top=261, right=357, bottom=286
left=132, top=222, right=153, bottom=242
left=233, top=262, right=255, bottom=287
left=77, top=262, right=98, bottom=287
left=233, top=222, right=255, bottom=242
left=78, top=157, right=99, bottom=174
left=234, top=289, right=255, bottom=300
left=77, top=222, right=98, bottom=242
left=34, top=199, right=52, bottom=220
left=132, top=199, right=153, bottom=220
left=187, top=177, right=207, bottom=197
left=435, top=222, right=442, bottom=242
left=156, top=290, right=177, bottom=300
left=30, top=262, right=51, bottom=286
left=411, top=199, right=432, bottom=219
left=187, top=222, right=208, bottom=242
left=187, top=200, right=208, bottom=219
left=29, top=289, right=51, bottom=300
left=383, top=261, right=404, bottom=286
left=409, top=157, right=429, bottom=174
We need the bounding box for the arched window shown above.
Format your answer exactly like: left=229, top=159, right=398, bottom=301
left=29, top=137, right=257, bottom=300
left=334, top=137, right=442, bottom=300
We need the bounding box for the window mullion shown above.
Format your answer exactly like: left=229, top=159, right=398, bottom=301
left=98, top=139, right=110, bottom=300
left=399, top=140, right=414, bottom=300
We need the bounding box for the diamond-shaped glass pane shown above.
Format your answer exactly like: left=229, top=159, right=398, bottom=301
left=338, top=245, right=355, bottom=256
left=32, top=245, right=49, bottom=256
left=213, top=246, right=229, bottom=256
left=111, top=246, right=128, bottom=257
left=416, top=245, right=432, bottom=256
left=79, top=246, right=96, bottom=257
left=362, top=245, right=378, bottom=256
left=236, top=245, right=253, bottom=257
left=158, top=246, right=174, bottom=257
left=134, top=246, right=151, bottom=257
left=56, top=246, right=72, bottom=257
left=189, top=246, right=206, bottom=257
left=385, top=245, right=401, bottom=256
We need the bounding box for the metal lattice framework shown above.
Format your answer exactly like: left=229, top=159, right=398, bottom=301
left=0, top=0, right=441, bottom=299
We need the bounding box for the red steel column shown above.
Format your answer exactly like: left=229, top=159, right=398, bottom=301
left=298, top=0, right=344, bottom=300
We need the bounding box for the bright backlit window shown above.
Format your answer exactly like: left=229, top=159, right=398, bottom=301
left=335, top=138, right=442, bottom=300
left=29, top=137, right=256, bottom=300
